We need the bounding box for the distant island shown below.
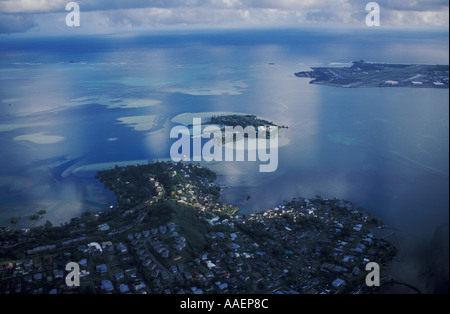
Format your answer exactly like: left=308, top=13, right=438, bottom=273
left=190, top=114, right=288, bottom=142
left=295, top=60, right=449, bottom=88
left=208, top=114, right=278, bottom=129
left=0, top=161, right=399, bottom=294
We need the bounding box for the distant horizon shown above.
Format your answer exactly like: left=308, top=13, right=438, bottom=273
left=1, top=26, right=448, bottom=67
left=1, top=24, right=448, bottom=39
left=1, top=23, right=449, bottom=38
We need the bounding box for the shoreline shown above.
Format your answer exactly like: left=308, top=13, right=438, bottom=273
left=0, top=161, right=399, bottom=295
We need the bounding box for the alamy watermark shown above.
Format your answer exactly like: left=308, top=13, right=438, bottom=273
left=65, top=262, right=80, bottom=287
left=365, top=262, right=381, bottom=287
left=170, top=118, right=279, bottom=173
left=66, top=2, right=80, bottom=27
left=366, top=2, right=381, bottom=27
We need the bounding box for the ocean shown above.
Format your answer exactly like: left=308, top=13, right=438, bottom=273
left=0, top=28, right=448, bottom=293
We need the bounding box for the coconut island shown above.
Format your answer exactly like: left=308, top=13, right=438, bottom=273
left=188, top=114, right=288, bottom=141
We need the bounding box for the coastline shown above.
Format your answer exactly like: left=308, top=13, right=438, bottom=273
left=0, top=161, right=399, bottom=294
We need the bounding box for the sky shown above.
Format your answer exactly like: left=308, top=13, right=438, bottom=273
left=0, top=0, right=449, bottom=35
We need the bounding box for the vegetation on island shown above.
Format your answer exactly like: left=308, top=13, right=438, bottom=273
left=209, top=114, right=277, bottom=129
left=190, top=114, right=288, bottom=142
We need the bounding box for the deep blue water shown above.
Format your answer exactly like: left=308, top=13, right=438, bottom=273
left=0, top=28, right=448, bottom=293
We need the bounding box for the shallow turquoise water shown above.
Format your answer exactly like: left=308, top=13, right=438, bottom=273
left=0, top=29, right=448, bottom=292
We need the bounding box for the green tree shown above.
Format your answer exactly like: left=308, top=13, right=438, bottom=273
left=10, top=216, right=21, bottom=226
left=29, top=214, right=40, bottom=221
left=320, top=245, right=333, bottom=259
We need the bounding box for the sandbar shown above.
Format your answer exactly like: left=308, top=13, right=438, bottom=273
left=13, top=132, right=65, bottom=144
left=107, top=99, right=161, bottom=109
left=117, top=115, right=160, bottom=131
left=161, top=80, right=247, bottom=96
left=0, top=122, right=47, bottom=133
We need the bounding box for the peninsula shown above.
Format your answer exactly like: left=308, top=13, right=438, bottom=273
left=295, top=60, right=449, bottom=88
left=0, top=162, right=397, bottom=294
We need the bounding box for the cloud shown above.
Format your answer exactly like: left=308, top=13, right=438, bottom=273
left=98, top=0, right=449, bottom=28
left=104, top=7, right=250, bottom=27
left=0, top=13, right=36, bottom=33
left=0, top=0, right=67, bottom=13
left=382, top=9, right=449, bottom=27
left=374, top=0, right=449, bottom=11
left=0, top=0, right=448, bottom=34
left=0, top=0, right=208, bottom=13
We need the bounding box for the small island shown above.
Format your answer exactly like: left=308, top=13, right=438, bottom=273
left=0, top=161, right=399, bottom=295
left=295, top=60, right=449, bottom=88
left=208, top=114, right=281, bottom=129
left=190, top=114, right=288, bottom=143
